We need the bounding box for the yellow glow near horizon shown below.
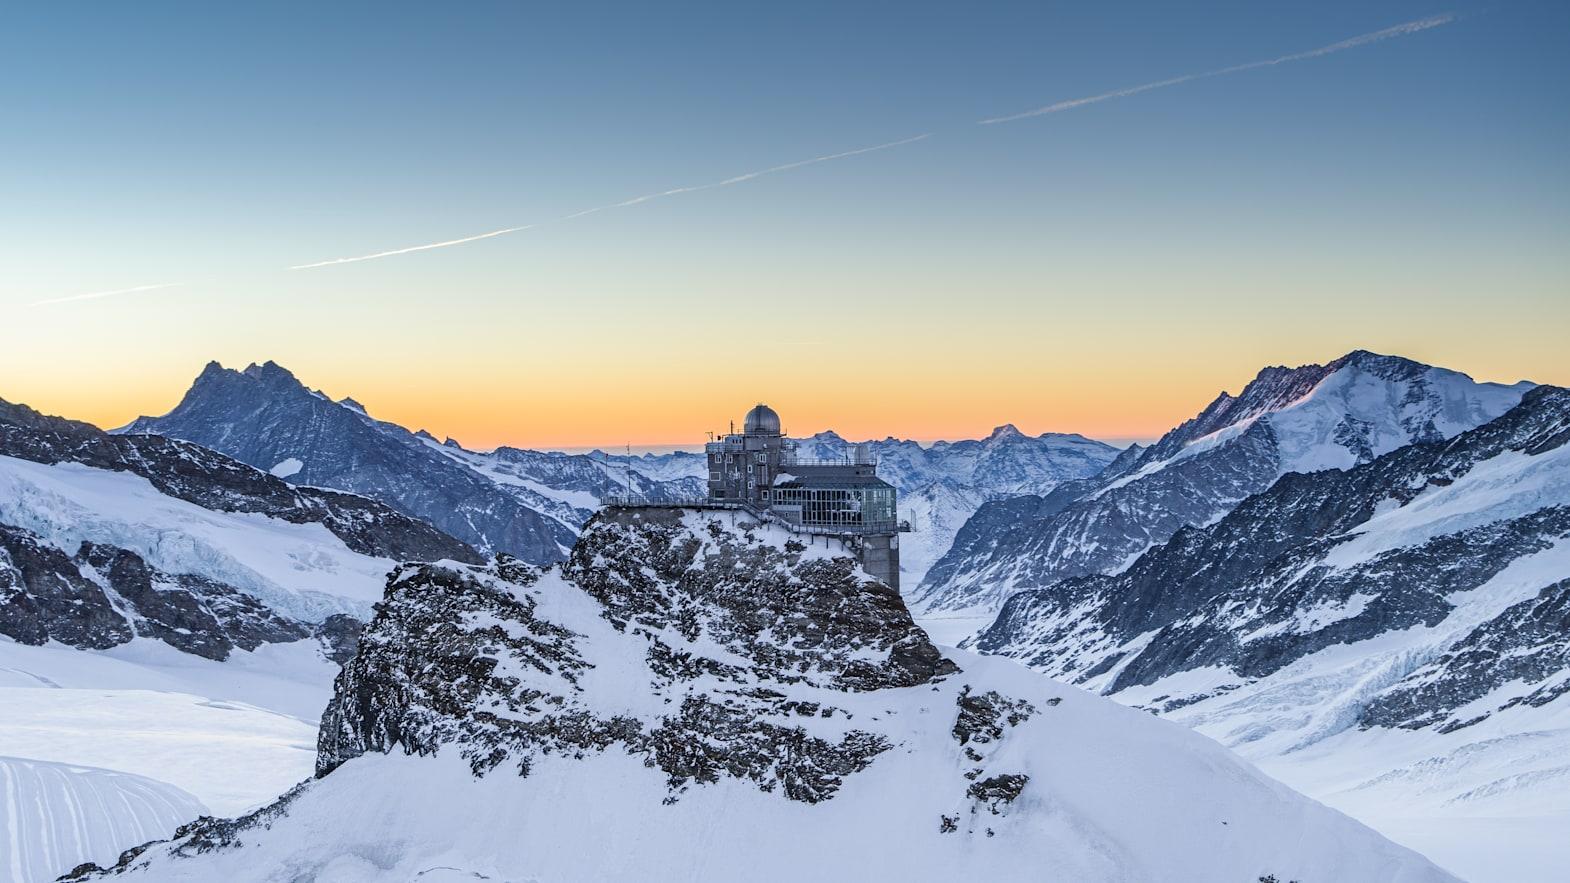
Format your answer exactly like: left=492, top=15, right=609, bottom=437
left=7, top=339, right=1561, bottom=452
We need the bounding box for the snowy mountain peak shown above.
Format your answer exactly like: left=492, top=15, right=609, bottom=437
left=337, top=397, right=368, bottom=415
left=985, top=423, right=1026, bottom=442
left=918, top=352, right=1535, bottom=615
left=239, top=360, right=300, bottom=387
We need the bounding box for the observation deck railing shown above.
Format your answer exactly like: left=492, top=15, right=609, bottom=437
left=601, top=497, right=911, bottom=535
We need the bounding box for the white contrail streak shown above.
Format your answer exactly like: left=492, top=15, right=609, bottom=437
left=980, top=13, right=1456, bottom=124
left=45, top=14, right=1458, bottom=289
left=29, top=283, right=181, bottom=307
left=290, top=133, right=931, bottom=269
left=289, top=224, right=537, bottom=269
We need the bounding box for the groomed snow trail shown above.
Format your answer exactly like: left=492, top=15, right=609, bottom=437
left=0, top=756, right=205, bottom=882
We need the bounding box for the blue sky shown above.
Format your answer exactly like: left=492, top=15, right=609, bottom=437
left=2, top=2, right=1566, bottom=446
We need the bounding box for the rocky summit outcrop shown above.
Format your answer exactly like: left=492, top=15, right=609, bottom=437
left=318, top=507, right=957, bottom=793
left=918, top=350, right=1533, bottom=614
left=68, top=509, right=1454, bottom=883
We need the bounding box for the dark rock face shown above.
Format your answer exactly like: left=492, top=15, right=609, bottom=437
left=311, top=614, right=365, bottom=665
left=0, top=525, right=133, bottom=650
left=0, top=395, right=461, bottom=661
left=318, top=511, right=959, bottom=804
left=949, top=687, right=1039, bottom=830
left=967, top=773, right=1029, bottom=813
left=973, top=386, right=1570, bottom=734
left=952, top=687, right=1036, bottom=749
left=59, top=782, right=314, bottom=880
left=1361, top=579, right=1570, bottom=733
left=63, top=511, right=1099, bottom=879
left=917, top=351, right=1531, bottom=613
left=75, top=542, right=310, bottom=660
left=0, top=395, right=477, bottom=564
left=118, top=361, right=701, bottom=564
left=0, top=522, right=331, bottom=661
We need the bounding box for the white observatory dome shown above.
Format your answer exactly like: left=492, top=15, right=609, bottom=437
left=743, top=403, right=781, bottom=435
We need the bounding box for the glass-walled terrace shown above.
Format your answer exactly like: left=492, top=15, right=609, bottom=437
left=770, top=484, right=897, bottom=531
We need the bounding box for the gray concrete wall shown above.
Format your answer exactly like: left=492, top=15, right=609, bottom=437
left=857, top=534, right=900, bottom=593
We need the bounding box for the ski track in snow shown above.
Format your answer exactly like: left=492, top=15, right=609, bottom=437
left=0, top=756, right=206, bottom=883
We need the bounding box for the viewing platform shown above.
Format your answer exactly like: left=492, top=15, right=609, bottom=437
left=601, top=497, right=911, bottom=538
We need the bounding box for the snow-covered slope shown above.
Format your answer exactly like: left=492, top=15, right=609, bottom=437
left=118, top=361, right=703, bottom=563
left=920, top=350, right=1534, bottom=616
left=0, top=637, right=330, bottom=882
left=1, top=756, right=207, bottom=883
left=71, top=510, right=1454, bottom=882
left=0, top=394, right=469, bottom=881
left=973, top=384, right=1570, bottom=881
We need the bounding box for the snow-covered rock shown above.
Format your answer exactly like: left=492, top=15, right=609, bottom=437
left=919, top=350, right=1534, bottom=616
left=0, top=392, right=469, bottom=879
left=0, top=395, right=474, bottom=642
left=71, top=510, right=1454, bottom=882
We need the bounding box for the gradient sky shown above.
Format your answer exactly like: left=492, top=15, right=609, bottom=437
left=3, top=1, right=1566, bottom=449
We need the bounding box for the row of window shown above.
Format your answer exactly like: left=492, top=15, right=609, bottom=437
left=769, top=486, right=896, bottom=528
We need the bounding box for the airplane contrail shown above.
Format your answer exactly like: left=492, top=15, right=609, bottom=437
left=980, top=13, right=1457, bottom=124
left=38, top=13, right=1459, bottom=290
left=290, top=225, right=536, bottom=270
left=290, top=133, right=932, bottom=269
left=29, top=283, right=181, bottom=307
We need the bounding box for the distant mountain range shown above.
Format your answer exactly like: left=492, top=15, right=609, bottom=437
left=121, top=360, right=1122, bottom=589
left=918, top=350, right=1534, bottom=614
left=788, top=426, right=1120, bottom=585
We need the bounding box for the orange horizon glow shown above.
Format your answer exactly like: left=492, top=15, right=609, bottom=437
left=12, top=344, right=1559, bottom=453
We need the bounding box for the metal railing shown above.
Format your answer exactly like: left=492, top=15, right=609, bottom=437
left=600, top=497, right=911, bottom=535
left=779, top=456, right=878, bottom=468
